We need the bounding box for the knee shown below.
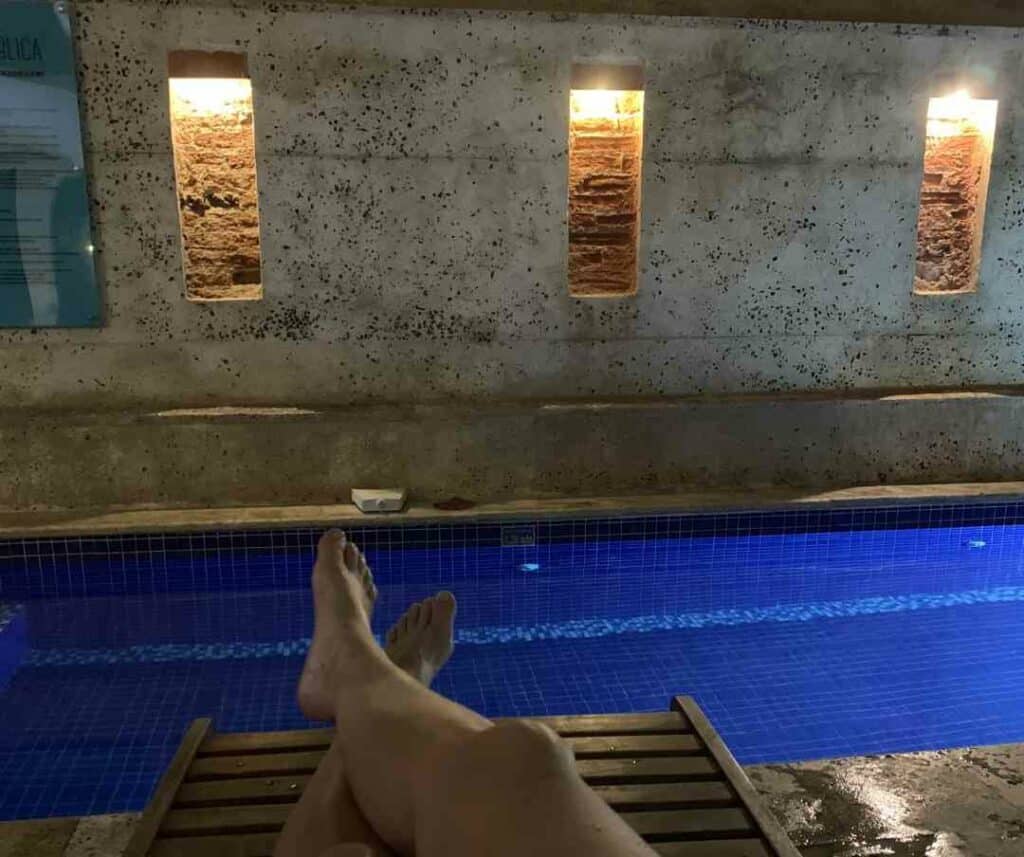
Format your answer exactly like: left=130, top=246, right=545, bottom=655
left=437, top=719, right=574, bottom=790
left=483, top=719, right=574, bottom=773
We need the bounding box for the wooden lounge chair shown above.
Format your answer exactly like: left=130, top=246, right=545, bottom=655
left=124, top=696, right=799, bottom=857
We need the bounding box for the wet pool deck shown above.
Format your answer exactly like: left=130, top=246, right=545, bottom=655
left=749, top=743, right=1024, bottom=856
left=2, top=743, right=1021, bottom=857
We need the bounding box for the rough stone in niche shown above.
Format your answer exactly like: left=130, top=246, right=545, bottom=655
left=568, top=92, right=643, bottom=297
left=915, top=127, right=986, bottom=294
left=170, top=83, right=262, bottom=301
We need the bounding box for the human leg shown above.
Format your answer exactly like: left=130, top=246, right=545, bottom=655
left=277, top=568, right=456, bottom=857
left=312, top=530, right=657, bottom=857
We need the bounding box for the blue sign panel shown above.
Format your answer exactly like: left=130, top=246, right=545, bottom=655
left=0, top=1, right=99, bottom=327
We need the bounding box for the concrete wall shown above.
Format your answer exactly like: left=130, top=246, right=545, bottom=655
left=4, top=393, right=1024, bottom=511
left=4, top=1, right=1024, bottom=510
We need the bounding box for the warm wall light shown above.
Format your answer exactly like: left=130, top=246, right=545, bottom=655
left=914, top=89, right=998, bottom=295
left=571, top=89, right=625, bottom=120
left=925, top=90, right=997, bottom=139
left=568, top=63, right=645, bottom=298
left=169, top=78, right=253, bottom=118
left=168, top=51, right=263, bottom=301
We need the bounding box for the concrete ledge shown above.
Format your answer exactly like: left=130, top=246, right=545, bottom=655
left=0, top=818, right=79, bottom=857
left=4, top=392, right=1024, bottom=520
left=1, top=482, right=1023, bottom=540
left=0, top=814, right=137, bottom=857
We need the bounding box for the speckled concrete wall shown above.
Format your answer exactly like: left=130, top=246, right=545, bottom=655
left=4, top=393, right=1024, bottom=511
left=3, top=2, right=1024, bottom=409
left=4, top=2, right=1024, bottom=509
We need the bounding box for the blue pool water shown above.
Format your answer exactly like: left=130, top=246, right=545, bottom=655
left=2, top=502, right=1024, bottom=820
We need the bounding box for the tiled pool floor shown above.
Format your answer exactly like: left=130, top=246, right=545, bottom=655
left=4, top=506, right=1024, bottom=820
left=2, top=587, right=1023, bottom=820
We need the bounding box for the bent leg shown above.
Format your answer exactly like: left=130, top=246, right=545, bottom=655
left=418, top=719, right=654, bottom=857
left=312, top=530, right=657, bottom=857
left=274, top=738, right=395, bottom=857
left=280, top=587, right=457, bottom=857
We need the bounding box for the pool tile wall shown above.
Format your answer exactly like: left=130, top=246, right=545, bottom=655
left=3, top=499, right=1024, bottom=819
left=3, top=501, right=1024, bottom=628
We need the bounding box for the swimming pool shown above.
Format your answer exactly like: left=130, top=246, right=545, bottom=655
left=2, top=501, right=1024, bottom=820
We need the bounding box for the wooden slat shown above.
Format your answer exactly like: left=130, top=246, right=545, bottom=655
left=194, top=713, right=691, bottom=761
left=162, top=803, right=755, bottom=843
left=187, top=751, right=324, bottom=781
left=176, top=775, right=736, bottom=811
left=150, top=833, right=277, bottom=857
left=577, top=756, right=718, bottom=784
left=150, top=827, right=769, bottom=857
left=621, top=806, right=754, bottom=839
left=653, top=840, right=771, bottom=857
left=177, top=775, right=312, bottom=808
left=161, top=804, right=291, bottom=837
left=674, top=697, right=801, bottom=857
left=197, top=727, right=699, bottom=761
left=592, top=781, right=736, bottom=810
left=567, top=734, right=701, bottom=757
left=199, top=730, right=332, bottom=757
left=122, top=718, right=212, bottom=857
left=189, top=754, right=718, bottom=786
left=141, top=703, right=795, bottom=857
left=188, top=733, right=704, bottom=783
left=531, top=712, right=691, bottom=735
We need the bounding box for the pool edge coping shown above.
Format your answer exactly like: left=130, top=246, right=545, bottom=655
left=3, top=481, right=1024, bottom=539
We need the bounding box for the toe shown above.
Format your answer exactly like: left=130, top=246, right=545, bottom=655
left=386, top=625, right=397, bottom=645
left=409, top=602, right=421, bottom=628
left=435, top=591, right=457, bottom=630
left=318, top=529, right=345, bottom=553
left=343, top=542, right=360, bottom=573
left=436, top=590, right=457, bottom=617
left=358, top=558, right=376, bottom=598
left=316, top=530, right=345, bottom=565
left=419, top=598, right=434, bottom=628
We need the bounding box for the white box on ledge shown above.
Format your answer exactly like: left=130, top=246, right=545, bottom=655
left=351, top=488, right=407, bottom=514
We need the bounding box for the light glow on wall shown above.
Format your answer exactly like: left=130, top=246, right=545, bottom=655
left=168, top=77, right=253, bottom=118
left=914, top=89, right=999, bottom=295
left=926, top=90, right=997, bottom=140
left=569, top=88, right=642, bottom=122
left=568, top=67, right=645, bottom=299
left=167, top=52, right=263, bottom=302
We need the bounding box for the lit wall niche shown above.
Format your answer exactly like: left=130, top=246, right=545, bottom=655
left=914, top=90, right=998, bottom=295
left=568, top=63, right=645, bottom=298
left=168, top=51, right=262, bottom=301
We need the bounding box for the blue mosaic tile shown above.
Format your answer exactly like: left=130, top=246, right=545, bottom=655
left=1, top=500, right=1024, bottom=819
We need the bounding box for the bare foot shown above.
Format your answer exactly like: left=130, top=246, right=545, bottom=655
left=384, top=591, right=457, bottom=687
left=299, top=530, right=378, bottom=721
